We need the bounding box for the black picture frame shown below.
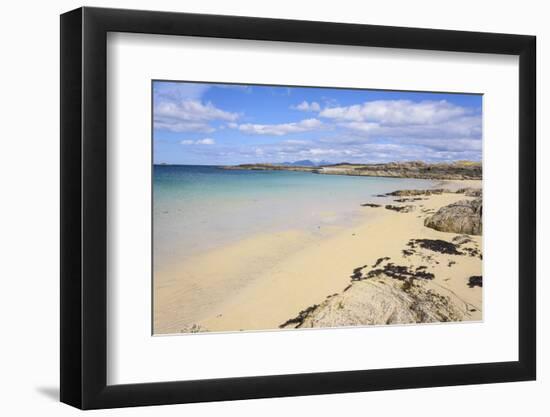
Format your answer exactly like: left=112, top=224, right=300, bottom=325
left=60, top=6, right=536, bottom=410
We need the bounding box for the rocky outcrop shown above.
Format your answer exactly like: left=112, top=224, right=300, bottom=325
left=385, top=188, right=450, bottom=196
left=456, top=188, right=482, bottom=197
left=223, top=161, right=482, bottom=180
left=280, top=267, right=473, bottom=329
left=382, top=187, right=481, bottom=198
left=424, top=198, right=482, bottom=235
left=317, top=161, right=481, bottom=180
left=279, top=227, right=482, bottom=330
left=394, top=197, right=426, bottom=202
left=385, top=204, right=415, bottom=213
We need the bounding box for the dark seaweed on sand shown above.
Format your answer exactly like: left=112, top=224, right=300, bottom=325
left=468, top=276, right=482, bottom=288
left=365, top=262, right=434, bottom=281
left=407, top=239, right=462, bottom=255
left=279, top=304, right=320, bottom=328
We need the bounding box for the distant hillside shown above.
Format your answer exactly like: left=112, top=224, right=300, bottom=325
left=318, top=161, right=482, bottom=180
left=222, top=160, right=482, bottom=180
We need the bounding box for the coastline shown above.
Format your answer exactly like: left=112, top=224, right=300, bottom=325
left=220, top=161, right=482, bottom=181
left=153, top=179, right=483, bottom=335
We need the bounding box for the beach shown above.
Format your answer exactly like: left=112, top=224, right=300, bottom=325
left=153, top=174, right=482, bottom=335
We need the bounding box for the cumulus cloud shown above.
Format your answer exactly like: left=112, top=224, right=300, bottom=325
left=244, top=133, right=481, bottom=164
left=154, top=83, right=482, bottom=165
left=155, top=99, right=239, bottom=133
left=319, top=99, right=470, bottom=126
left=292, top=101, right=321, bottom=112
left=157, top=122, right=215, bottom=133
left=230, top=118, right=323, bottom=136
left=283, top=139, right=311, bottom=145
left=342, top=114, right=481, bottom=140
left=180, top=138, right=216, bottom=145
left=153, top=82, right=211, bottom=102
left=157, top=100, right=238, bottom=122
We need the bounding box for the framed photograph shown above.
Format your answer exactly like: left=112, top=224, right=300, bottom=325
left=60, top=7, right=536, bottom=409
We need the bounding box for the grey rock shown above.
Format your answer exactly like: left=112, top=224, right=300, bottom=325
left=456, top=187, right=482, bottom=197
left=424, top=198, right=482, bottom=235
left=385, top=204, right=416, bottom=213
left=280, top=276, right=473, bottom=329
left=385, top=188, right=451, bottom=197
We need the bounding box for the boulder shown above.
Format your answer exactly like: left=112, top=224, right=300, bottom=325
left=280, top=276, right=473, bottom=328
left=424, top=198, right=482, bottom=235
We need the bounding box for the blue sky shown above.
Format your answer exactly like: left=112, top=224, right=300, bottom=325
left=153, top=81, right=482, bottom=165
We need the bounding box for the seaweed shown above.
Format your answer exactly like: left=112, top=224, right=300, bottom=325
left=468, top=276, right=482, bottom=288
left=350, top=264, right=368, bottom=280
left=279, top=304, right=320, bottom=328
left=365, top=262, right=434, bottom=281
left=407, top=239, right=462, bottom=255
left=372, top=257, right=390, bottom=268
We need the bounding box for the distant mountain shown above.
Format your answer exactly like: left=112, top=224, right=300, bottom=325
left=279, top=160, right=331, bottom=167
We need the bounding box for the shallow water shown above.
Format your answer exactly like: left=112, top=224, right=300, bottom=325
left=153, top=165, right=436, bottom=271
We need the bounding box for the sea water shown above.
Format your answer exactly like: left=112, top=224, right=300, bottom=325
left=153, top=165, right=436, bottom=271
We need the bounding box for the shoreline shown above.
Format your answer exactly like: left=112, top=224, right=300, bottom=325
left=220, top=161, right=482, bottom=181
left=153, top=179, right=483, bottom=335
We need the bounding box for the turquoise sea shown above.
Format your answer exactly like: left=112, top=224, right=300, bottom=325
left=153, top=165, right=436, bottom=271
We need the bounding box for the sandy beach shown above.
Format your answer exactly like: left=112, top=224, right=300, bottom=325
left=153, top=179, right=482, bottom=334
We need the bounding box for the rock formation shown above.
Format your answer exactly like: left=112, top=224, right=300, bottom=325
left=280, top=265, right=474, bottom=329
left=424, top=198, right=482, bottom=235
left=385, top=204, right=416, bottom=213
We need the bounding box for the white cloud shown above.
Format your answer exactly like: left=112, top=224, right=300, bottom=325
left=307, top=148, right=342, bottom=156
left=153, top=82, right=211, bottom=102
left=159, top=122, right=215, bottom=133
left=230, top=118, right=322, bottom=136
left=410, top=138, right=482, bottom=152
left=319, top=99, right=469, bottom=126
left=155, top=99, right=239, bottom=133
left=340, top=122, right=380, bottom=133
left=341, top=114, right=481, bottom=140
left=156, top=100, right=238, bottom=122
left=292, top=101, right=321, bottom=112
left=180, top=138, right=216, bottom=145
left=196, top=138, right=215, bottom=145
left=156, top=88, right=481, bottom=164
left=284, top=139, right=311, bottom=145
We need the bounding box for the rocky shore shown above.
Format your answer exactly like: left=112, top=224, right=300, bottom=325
left=222, top=161, right=482, bottom=180
left=280, top=186, right=483, bottom=329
